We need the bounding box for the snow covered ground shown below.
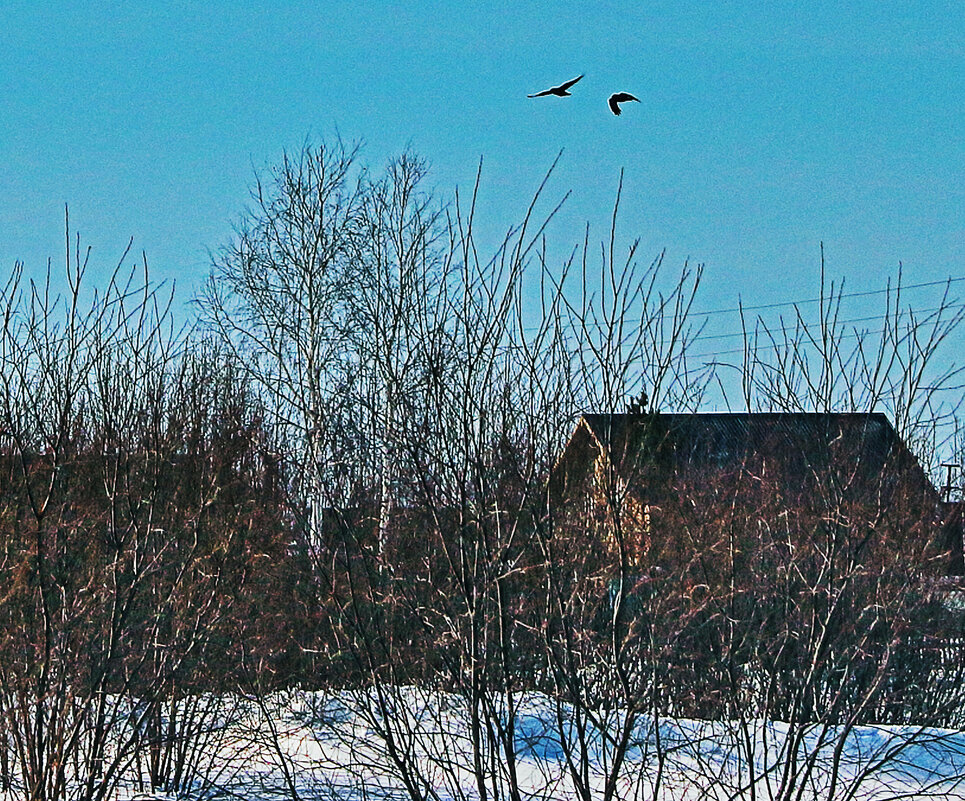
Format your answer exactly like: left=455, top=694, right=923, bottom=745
left=103, top=687, right=965, bottom=801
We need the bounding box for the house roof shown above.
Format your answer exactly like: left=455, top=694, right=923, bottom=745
left=576, top=411, right=937, bottom=496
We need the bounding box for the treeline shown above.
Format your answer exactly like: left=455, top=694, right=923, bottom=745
left=2, top=140, right=965, bottom=801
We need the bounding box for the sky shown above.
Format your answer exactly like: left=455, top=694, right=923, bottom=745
left=1, top=0, right=963, bottom=393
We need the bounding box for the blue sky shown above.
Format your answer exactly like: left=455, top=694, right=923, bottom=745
left=1, top=1, right=962, bottom=362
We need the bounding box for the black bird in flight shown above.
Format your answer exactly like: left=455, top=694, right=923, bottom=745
left=608, top=92, right=640, bottom=115
left=528, top=74, right=584, bottom=98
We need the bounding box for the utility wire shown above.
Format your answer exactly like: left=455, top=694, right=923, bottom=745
left=690, top=275, right=965, bottom=319
left=693, top=316, right=965, bottom=363
left=520, top=274, right=965, bottom=334
left=691, top=301, right=965, bottom=347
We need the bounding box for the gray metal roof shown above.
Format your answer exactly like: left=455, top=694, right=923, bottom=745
left=579, top=411, right=932, bottom=489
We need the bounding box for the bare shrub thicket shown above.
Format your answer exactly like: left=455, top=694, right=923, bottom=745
left=671, top=263, right=965, bottom=800
left=0, top=225, right=302, bottom=801
left=3, top=141, right=965, bottom=801
left=202, top=140, right=965, bottom=801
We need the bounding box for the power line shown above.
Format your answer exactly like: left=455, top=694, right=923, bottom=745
left=690, top=301, right=965, bottom=347
left=689, top=275, right=965, bottom=319
left=520, top=273, right=965, bottom=335
left=692, top=315, right=965, bottom=363
left=518, top=292, right=965, bottom=357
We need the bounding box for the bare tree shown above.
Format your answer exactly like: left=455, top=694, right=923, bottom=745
left=201, top=139, right=373, bottom=547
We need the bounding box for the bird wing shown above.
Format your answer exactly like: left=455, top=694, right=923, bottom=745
left=558, top=74, right=584, bottom=91
left=608, top=92, right=640, bottom=114
left=529, top=74, right=584, bottom=97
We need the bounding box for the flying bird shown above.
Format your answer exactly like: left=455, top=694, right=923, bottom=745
left=527, top=74, right=584, bottom=98
left=608, top=92, right=640, bottom=115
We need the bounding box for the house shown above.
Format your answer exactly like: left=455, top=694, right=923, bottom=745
left=549, top=411, right=964, bottom=577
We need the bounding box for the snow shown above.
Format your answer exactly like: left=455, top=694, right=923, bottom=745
left=8, top=688, right=965, bottom=801
left=147, top=688, right=965, bottom=801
